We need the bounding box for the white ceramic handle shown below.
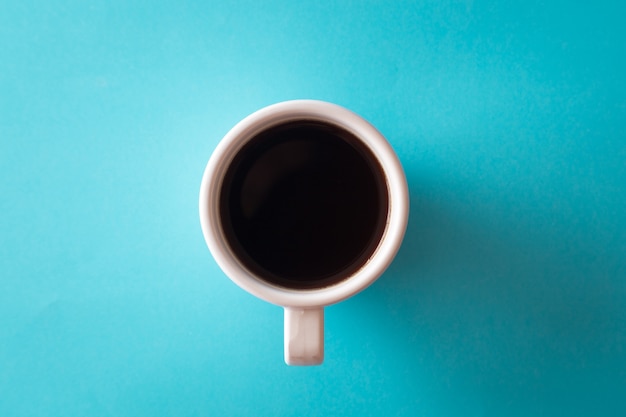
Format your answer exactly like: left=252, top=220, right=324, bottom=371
left=284, top=307, right=324, bottom=365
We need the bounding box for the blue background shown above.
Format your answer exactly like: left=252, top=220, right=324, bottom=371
left=1, top=1, right=625, bottom=416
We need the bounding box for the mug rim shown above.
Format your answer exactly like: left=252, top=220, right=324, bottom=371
left=199, top=100, right=409, bottom=307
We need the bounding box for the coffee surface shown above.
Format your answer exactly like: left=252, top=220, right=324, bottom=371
left=219, top=121, right=388, bottom=289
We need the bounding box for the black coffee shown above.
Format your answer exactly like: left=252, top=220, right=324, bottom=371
left=218, top=121, right=389, bottom=289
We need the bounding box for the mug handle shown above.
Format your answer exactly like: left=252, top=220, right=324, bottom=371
left=284, top=307, right=324, bottom=365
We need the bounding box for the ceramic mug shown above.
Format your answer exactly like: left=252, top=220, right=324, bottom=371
left=199, top=100, right=408, bottom=365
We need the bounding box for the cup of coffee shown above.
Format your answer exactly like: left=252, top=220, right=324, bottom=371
left=199, top=100, right=408, bottom=365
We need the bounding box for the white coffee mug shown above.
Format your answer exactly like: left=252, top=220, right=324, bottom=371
left=199, top=100, right=408, bottom=365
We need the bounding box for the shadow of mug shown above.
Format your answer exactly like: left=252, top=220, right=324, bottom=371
left=352, top=169, right=626, bottom=410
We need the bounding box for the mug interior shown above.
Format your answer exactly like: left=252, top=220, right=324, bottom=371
left=217, top=119, right=390, bottom=290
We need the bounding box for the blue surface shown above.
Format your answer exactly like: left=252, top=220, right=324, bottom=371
left=1, top=1, right=625, bottom=416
